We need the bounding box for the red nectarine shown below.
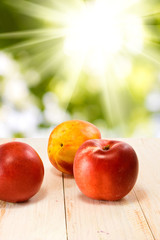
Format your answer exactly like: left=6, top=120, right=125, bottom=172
left=74, top=139, right=139, bottom=201
left=0, top=141, right=44, bottom=203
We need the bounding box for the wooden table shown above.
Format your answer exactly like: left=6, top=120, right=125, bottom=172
left=0, top=138, right=159, bottom=240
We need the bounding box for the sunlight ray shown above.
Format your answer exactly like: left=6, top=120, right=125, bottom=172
left=38, top=52, right=64, bottom=76
left=106, top=69, right=126, bottom=133
left=47, top=0, right=84, bottom=12
left=145, top=38, right=160, bottom=46
left=142, top=11, right=160, bottom=18
left=99, top=71, right=116, bottom=129
left=95, top=64, right=125, bottom=133
left=4, top=0, right=69, bottom=25
left=61, top=55, right=85, bottom=111
left=143, top=22, right=160, bottom=26
left=112, top=0, right=141, bottom=16
left=2, top=35, right=64, bottom=51
left=24, top=38, right=63, bottom=56
left=26, top=43, right=64, bottom=71
left=131, top=46, right=160, bottom=66
left=24, top=45, right=60, bottom=66
left=0, top=28, right=66, bottom=39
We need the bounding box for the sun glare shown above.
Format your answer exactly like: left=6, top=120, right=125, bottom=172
left=1, top=0, right=153, bottom=135
left=64, top=0, right=143, bottom=74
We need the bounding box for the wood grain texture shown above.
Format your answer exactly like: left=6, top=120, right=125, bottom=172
left=0, top=138, right=67, bottom=240
left=0, top=138, right=159, bottom=240
left=125, top=138, right=160, bottom=240
left=64, top=176, right=154, bottom=240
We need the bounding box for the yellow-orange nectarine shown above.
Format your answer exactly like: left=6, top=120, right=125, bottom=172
left=48, top=120, right=101, bottom=175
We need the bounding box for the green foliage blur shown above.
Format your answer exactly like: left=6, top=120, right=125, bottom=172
left=0, top=0, right=160, bottom=137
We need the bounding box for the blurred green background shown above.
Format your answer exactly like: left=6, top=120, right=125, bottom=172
left=0, top=0, right=160, bottom=137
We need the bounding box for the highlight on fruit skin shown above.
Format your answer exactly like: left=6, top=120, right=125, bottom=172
left=47, top=119, right=101, bottom=175
left=0, top=141, right=44, bottom=203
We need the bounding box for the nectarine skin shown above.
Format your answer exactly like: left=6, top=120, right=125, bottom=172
left=74, top=139, right=139, bottom=201
left=0, top=142, right=44, bottom=203
left=48, top=120, right=101, bottom=175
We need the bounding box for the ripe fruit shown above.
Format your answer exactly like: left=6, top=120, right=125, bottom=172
left=74, top=139, right=138, bottom=201
left=48, top=120, right=101, bottom=175
left=0, top=141, right=44, bottom=203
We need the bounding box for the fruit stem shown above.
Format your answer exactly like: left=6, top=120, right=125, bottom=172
left=103, top=145, right=110, bottom=150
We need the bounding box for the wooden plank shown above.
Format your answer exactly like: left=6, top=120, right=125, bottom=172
left=63, top=139, right=155, bottom=240
left=64, top=180, right=154, bottom=240
left=125, top=138, right=160, bottom=240
left=0, top=138, right=67, bottom=240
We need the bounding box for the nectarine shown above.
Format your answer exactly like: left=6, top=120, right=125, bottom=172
left=0, top=141, right=44, bottom=203
left=74, top=139, right=139, bottom=200
left=48, top=120, right=101, bottom=175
